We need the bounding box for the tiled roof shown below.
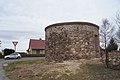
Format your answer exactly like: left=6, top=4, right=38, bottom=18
left=29, top=39, right=45, bottom=49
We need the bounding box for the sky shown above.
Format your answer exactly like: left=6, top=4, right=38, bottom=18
left=0, top=0, right=120, bottom=52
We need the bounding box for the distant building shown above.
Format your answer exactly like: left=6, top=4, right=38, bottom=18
left=27, top=38, right=45, bottom=54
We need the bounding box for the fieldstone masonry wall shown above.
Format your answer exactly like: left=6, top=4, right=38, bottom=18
left=45, top=22, right=100, bottom=62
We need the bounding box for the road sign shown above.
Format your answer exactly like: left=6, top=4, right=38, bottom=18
left=12, top=41, right=18, bottom=46
left=12, top=41, right=18, bottom=51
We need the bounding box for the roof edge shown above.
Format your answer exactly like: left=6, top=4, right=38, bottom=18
left=45, top=22, right=99, bottom=31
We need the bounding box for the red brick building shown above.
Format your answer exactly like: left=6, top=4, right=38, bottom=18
left=27, top=39, right=45, bottom=54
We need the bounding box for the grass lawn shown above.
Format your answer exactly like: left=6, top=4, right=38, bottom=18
left=4, top=59, right=120, bottom=80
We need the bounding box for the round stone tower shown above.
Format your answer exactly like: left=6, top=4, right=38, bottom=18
left=45, top=22, right=100, bottom=62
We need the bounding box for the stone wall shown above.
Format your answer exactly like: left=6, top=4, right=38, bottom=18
left=45, top=22, right=100, bottom=62
left=101, top=51, right=120, bottom=59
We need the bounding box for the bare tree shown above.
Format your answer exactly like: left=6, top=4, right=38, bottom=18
left=115, top=12, right=120, bottom=42
left=115, top=12, right=120, bottom=28
left=100, top=18, right=114, bottom=68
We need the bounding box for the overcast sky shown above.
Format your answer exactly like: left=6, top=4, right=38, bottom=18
left=0, top=0, right=120, bottom=52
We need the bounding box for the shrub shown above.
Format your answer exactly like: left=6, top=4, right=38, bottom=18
left=106, top=38, right=118, bottom=52
left=0, top=52, right=4, bottom=58
left=3, top=48, right=15, bottom=56
left=21, top=54, right=45, bottom=57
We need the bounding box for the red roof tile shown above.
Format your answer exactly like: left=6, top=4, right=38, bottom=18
left=29, top=39, right=45, bottom=49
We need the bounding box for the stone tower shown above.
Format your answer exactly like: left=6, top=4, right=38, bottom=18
left=45, top=22, right=100, bottom=62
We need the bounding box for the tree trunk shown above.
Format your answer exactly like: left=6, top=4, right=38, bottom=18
left=105, top=50, right=109, bottom=68
left=105, top=38, right=109, bottom=68
left=105, top=37, right=109, bottom=68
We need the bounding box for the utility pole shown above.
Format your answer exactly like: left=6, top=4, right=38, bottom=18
left=0, top=40, right=1, bottom=51
left=0, top=40, right=1, bottom=47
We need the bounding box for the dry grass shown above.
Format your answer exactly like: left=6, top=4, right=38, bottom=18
left=4, top=59, right=120, bottom=80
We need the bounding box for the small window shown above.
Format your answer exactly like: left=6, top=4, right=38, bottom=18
left=94, top=35, right=99, bottom=52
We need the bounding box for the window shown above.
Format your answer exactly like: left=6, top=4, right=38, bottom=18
left=94, top=35, right=99, bottom=52
left=36, top=50, right=40, bottom=54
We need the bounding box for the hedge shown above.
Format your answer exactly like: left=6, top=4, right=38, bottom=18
left=21, top=54, right=45, bottom=57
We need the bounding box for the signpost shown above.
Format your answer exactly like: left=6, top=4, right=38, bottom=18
left=0, top=40, right=1, bottom=52
left=12, top=41, right=18, bottom=67
left=12, top=41, right=18, bottom=52
left=0, top=40, right=1, bottom=47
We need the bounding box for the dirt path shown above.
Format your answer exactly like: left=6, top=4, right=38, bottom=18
left=0, top=59, right=9, bottom=80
